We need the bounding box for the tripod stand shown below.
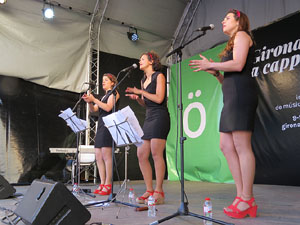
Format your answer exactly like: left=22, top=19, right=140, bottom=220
left=149, top=33, right=234, bottom=225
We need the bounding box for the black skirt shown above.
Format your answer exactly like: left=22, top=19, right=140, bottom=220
left=220, top=73, right=258, bottom=132
left=142, top=107, right=170, bottom=140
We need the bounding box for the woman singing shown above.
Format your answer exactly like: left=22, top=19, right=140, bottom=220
left=126, top=51, right=170, bottom=205
left=82, top=73, right=120, bottom=195
left=189, top=9, right=258, bottom=218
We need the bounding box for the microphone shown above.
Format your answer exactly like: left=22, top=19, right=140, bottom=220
left=121, top=63, right=138, bottom=72
left=84, top=81, right=97, bottom=85
left=195, top=24, right=215, bottom=32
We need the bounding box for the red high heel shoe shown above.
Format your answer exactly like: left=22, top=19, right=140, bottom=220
left=99, top=184, right=112, bottom=195
left=153, top=191, right=165, bottom=205
left=224, top=196, right=242, bottom=211
left=136, top=190, right=154, bottom=204
left=93, top=184, right=104, bottom=194
left=224, top=197, right=257, bottom=219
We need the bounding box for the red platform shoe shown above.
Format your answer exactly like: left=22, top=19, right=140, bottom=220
left=153, top=190, right=165, bottom=205
left=224, top=196, right=242, bottom=211
left=136, top=190, right=154, bottom=204
left=93, top=184, right=104, bottom=194
left=224, top=197, right=257, bottom=219
left=98, top=184, right=112, bottom=195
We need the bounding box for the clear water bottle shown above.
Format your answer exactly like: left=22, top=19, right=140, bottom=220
left=128, top=188, right=136, bottom=204
left=147, top=193, right=156, bottom=217
left=203, top=197, right=212, bottom=225
left=72, top=183, right=79, bottom=195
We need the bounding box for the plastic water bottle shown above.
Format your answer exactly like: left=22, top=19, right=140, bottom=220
left=203, top=197, right=212, bottom=225
left=147, top=193, right=156, bottom=217
left=128, top=188, right=136, bottom=204
left=72, top=183, right=79, bottom=195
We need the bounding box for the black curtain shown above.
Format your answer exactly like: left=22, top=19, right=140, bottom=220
left=0, top=51, right=168, bottom=184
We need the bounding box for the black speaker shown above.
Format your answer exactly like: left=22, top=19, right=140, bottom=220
left=0, top=174, right=16, bottom=199
left=14, top=179, right=91, bottom=225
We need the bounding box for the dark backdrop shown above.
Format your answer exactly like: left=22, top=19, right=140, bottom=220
left=252, top=11, right=300, bottom=186
left=0, top=51, right=167, bottom=184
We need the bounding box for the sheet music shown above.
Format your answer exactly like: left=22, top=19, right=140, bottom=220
left=102, top=106, right=143, bottom=147
left=59, top=108, right=87, bottom=133
left=120, top=106, right=144, bottom=138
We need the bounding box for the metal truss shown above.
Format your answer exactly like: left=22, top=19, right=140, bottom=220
left=85, top=0, right=110, bottom=145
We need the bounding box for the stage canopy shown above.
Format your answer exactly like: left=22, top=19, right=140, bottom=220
left=1, top=0, right=300, bottom=92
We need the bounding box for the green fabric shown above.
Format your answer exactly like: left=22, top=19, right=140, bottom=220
left=166, top=43, right=233, bottom=183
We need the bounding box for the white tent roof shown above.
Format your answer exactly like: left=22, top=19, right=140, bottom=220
left=1, top=0, right=299, bottom=93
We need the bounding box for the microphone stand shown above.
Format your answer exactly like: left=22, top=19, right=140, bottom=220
left=84, top=68, right=142, bottom=210
left=149, top=32, right=233, bottom=225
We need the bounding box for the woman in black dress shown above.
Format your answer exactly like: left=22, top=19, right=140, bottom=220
left=126, top=51, right=170, bottom=205
left=82, top=73, right=120, bottom=195
left=189, top=9, right=258, bottom=219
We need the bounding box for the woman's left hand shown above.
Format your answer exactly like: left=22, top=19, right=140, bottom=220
left=125, top=87, right=142, bottom=95
left=189, top=54, right=211, bottom=72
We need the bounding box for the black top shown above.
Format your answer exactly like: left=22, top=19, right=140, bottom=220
left=94, top=91, right=119, bottom=148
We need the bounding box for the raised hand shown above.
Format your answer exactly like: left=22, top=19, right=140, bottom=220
left=189, top=54, right=211, bottom=72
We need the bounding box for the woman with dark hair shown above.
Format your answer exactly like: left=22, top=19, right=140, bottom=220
left=82, top=73, right=120, bottom=195
left=125, top=51, right=170, bottom=205
left=189, top=9, right=258, bottom=218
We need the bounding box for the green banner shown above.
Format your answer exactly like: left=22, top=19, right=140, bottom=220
left=166, top=43, right=233, bottom=183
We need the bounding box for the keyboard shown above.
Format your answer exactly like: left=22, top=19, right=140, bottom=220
left=49, top=145, right=95, bottom=154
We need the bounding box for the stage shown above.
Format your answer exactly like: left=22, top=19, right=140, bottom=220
left=1, top=180, right=299, bottom=225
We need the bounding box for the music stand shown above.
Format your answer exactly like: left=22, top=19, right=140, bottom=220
left=84, top=106, right=143, bottom=210
left=149, top=33, right=233, bottom=225
left=59, top=108, right=94, bottom=198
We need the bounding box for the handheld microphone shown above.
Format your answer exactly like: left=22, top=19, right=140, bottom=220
left=121, top=63, right=138, bottom=72
left=195, top=24, right=215, bottom=32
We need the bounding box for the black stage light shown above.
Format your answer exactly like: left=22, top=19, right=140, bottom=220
left=127, top=27, right=139, bottom=42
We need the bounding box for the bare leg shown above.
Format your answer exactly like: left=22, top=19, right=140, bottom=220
left=220, top=132, right=243, bottom=197
left=101, top=147, right=112, bottom=185
left=95, top=148, right=105, bottom=189
left=150, top=138, right=166, bottom=193
left=220, top=132, right=243, bottom=209
left=232, top=131, right=256, bottom=210
left=137, top=140, right=153, bottom=194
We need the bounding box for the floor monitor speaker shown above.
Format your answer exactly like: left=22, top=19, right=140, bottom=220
left=0, top=174, right=16, bottom=199
left=14, top=179, right=91, bottom=225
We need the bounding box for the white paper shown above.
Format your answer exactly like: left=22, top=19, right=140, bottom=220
left=59, top=108, right=87, bottom=133
left=102, top=106, right=143, bottom=147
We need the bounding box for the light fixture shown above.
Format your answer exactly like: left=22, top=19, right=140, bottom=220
left=127, top=27, right=139, bottom=42
left=0, top=0, right=7, bottom=4
left=42, top=2, right=54, bottom=20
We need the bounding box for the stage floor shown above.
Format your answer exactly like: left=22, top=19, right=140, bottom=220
left=1, top=180, right=300, bottom=225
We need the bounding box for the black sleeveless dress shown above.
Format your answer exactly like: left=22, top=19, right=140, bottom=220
left=142, top=72, right=170, bottom=140
left=94, top=92, right=119, bottom=148
left=220, top=45, right=258, bottom=132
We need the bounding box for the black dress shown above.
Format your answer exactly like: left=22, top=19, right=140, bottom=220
left=141, top=72, right=170, bottom=140
left=220, top=45, right=258, bottom=132
left=94, top=92, right=119, bottom=148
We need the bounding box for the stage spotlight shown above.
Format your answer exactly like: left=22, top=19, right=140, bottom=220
left=0, top=0, right=7, bottom=4
left=127, top=27, right=139, bottom=42
left=42, top=3, right=54, bottom=20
